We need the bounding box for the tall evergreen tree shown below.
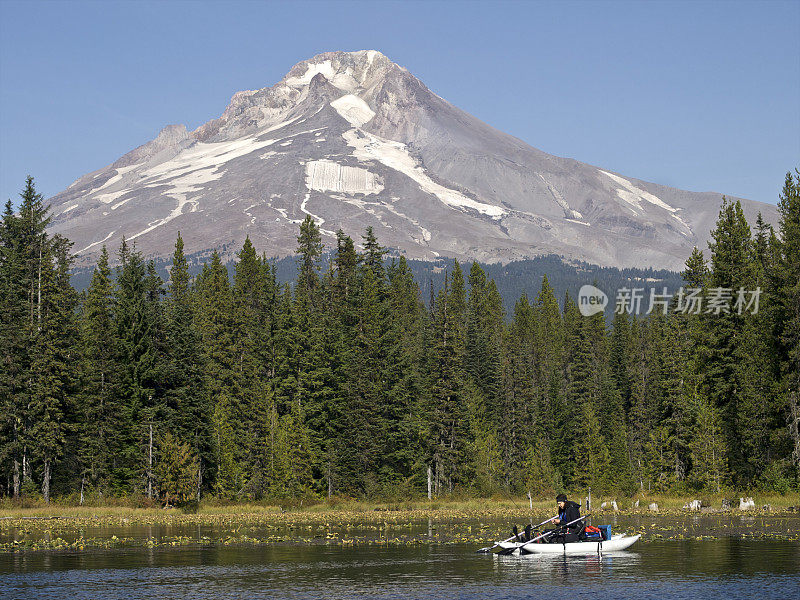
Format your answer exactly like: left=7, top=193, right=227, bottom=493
left=163, top=233, right=209, bottom=498
left=113, top=240, right=160, bottom=493
left=771, top=171, right=800, bottom=477
left=28, top=236, right=78, bottom=502
left=78, top=245, right=118, bottom=494
left=427, top=264, right=468, bottom=494
left=0, top=199, right=27, bottom=496
left=705, top=197, right=760, bottom=483
left=195, top=251, right=239, bottom=497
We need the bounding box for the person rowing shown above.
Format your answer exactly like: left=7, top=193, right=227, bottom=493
left=495, top=512, right=590, bottom=555
left=539, top=493, right=583, bottom=543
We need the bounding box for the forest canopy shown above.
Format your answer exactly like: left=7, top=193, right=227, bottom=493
left=1, top=172, right=799, bottom=504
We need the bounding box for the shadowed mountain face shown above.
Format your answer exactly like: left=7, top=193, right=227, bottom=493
left=47, top=50, right=778, bottom=270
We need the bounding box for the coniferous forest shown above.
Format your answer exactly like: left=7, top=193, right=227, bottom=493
left=1, top=172, right=799, bottom=505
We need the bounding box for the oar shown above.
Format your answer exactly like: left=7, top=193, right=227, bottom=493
left=521, top=513, right=590, bottom=551
left=476, top=516, right=557, bottom=553
left=498, top=513, right=590, bottom=556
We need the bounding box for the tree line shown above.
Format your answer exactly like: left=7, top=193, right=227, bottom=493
left=1, top=173, right=798, bottom=503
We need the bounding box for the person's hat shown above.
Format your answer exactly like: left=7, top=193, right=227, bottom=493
left=556, top=493, right=567, bottom=503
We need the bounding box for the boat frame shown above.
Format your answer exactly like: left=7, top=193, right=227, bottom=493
left=497, top=533, right=641, bottom=555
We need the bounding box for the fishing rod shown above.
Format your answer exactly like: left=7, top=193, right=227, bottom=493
left=476, top=515, right=558, bottom=553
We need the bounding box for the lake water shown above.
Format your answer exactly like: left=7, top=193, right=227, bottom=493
left=2, top=538, right=799, bottom=600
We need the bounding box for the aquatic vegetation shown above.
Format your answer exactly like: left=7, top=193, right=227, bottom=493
left=1, top=502, right=798, bottom=553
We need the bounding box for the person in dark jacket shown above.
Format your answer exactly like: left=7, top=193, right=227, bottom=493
left=542, top=494, right=583, bottom=543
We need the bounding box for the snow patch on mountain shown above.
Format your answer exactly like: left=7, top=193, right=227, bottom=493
left=382, top=202, right=432, bottom=243
left=565, top=218, right=591, bottom=226
left=330, top=94, right=375, bottom=127
left=299, top=193, right=336, bottom=236
left=129, top=193, right=198, bottom=241
left=600, top=170, right=676, bottom=213
left=92, top=165, right=140, bottom=199
left=342, top=129, right=506, bottom=219
left=599, top=169, right=692, bottom=234
left=144, top=134, right=276, bottom=180
left=110, top=198, right=132, bottom=211
left=79, top=230, right=116, bottom=254
left=537, top=173, right=582, bottom=219
left=305, top=160, right=383, bottom=195
left=90, top=119, right=313, bottom=208
left=285, top=60, right=359, bottom=92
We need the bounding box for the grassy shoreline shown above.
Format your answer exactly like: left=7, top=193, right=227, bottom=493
left=2, top=495, right=799, bottom=552
left=1, top=492, right=798, bottom=522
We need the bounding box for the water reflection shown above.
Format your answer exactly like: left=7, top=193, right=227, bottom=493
left=491, top=550, right=642, bottom=583
left=1, top=540, right=799, bottom=600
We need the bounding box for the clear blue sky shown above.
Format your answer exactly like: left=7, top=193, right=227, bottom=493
left=1, top=0, right=798, bottom=208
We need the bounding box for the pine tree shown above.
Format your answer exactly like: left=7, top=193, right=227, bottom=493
left=688, top=391, right=727, bottom=492
left=561, top=294, right=601, bottom=488
left=521, top=437, right=558, bottom=496
left=195, top=250, right=239, bottom=497
left=361, top=226, right=386, bottom=278
left=573, top=400, right=610, bottom=492
left=163, top=233, right=209, bottom=498
left=427, top=265, right=468, bottom=494
left=277, top=401, right=314, bottom=497
left=599, top=370, right=634, bottom=493
left=754, top=212, right=773, bottom=272
left=15, top=177, right=52, bottom=494
left=296, top=215, right=322, bottom=302
left=771, top=171, right=800, bottom=477
left=320, top=231, right=361, bottom=495
left=154, top=432, right=198, bottom=506
left=705, top=197, right=755, bottom=484
left=501, top=295, right=538, bottom=490
left=336, top=244, right=392, bottom=494
left=78, top=245, right=118, bottom=493
left=112, top=240, right=160, bottom=493
left=232, top=236, right=277, bottom=497
left=465, top=263, right=503, bottom=425
left=532, top=275, right=564, bottom=484
left=0, top=199, right=27, bottom=497
left=383, top=256, right=426, bottom=486
left=28, top=235, right=78, bottom=502
left=290, top=219, right=328, bottom=491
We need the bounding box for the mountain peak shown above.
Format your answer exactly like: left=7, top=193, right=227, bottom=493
left=190, top=50, right=407, bottom=143
left=282, top=49, right=397, bottom=94
left=47, top=51, right=777, bottom=271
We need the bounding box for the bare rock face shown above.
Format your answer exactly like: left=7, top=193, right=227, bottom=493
left=46, top=50, right=779, bottom=268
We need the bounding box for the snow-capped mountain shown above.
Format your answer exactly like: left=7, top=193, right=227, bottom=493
left=47, top=50, right=778, bottom=270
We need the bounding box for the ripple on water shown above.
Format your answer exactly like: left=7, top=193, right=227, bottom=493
left=1, top=540, right=799, bottom=600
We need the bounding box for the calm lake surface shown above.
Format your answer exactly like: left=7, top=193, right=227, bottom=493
left=2, top=538, right=800, bottom=600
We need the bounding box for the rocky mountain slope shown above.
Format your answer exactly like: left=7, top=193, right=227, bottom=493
left=47, top=50, right=778, bottom=270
